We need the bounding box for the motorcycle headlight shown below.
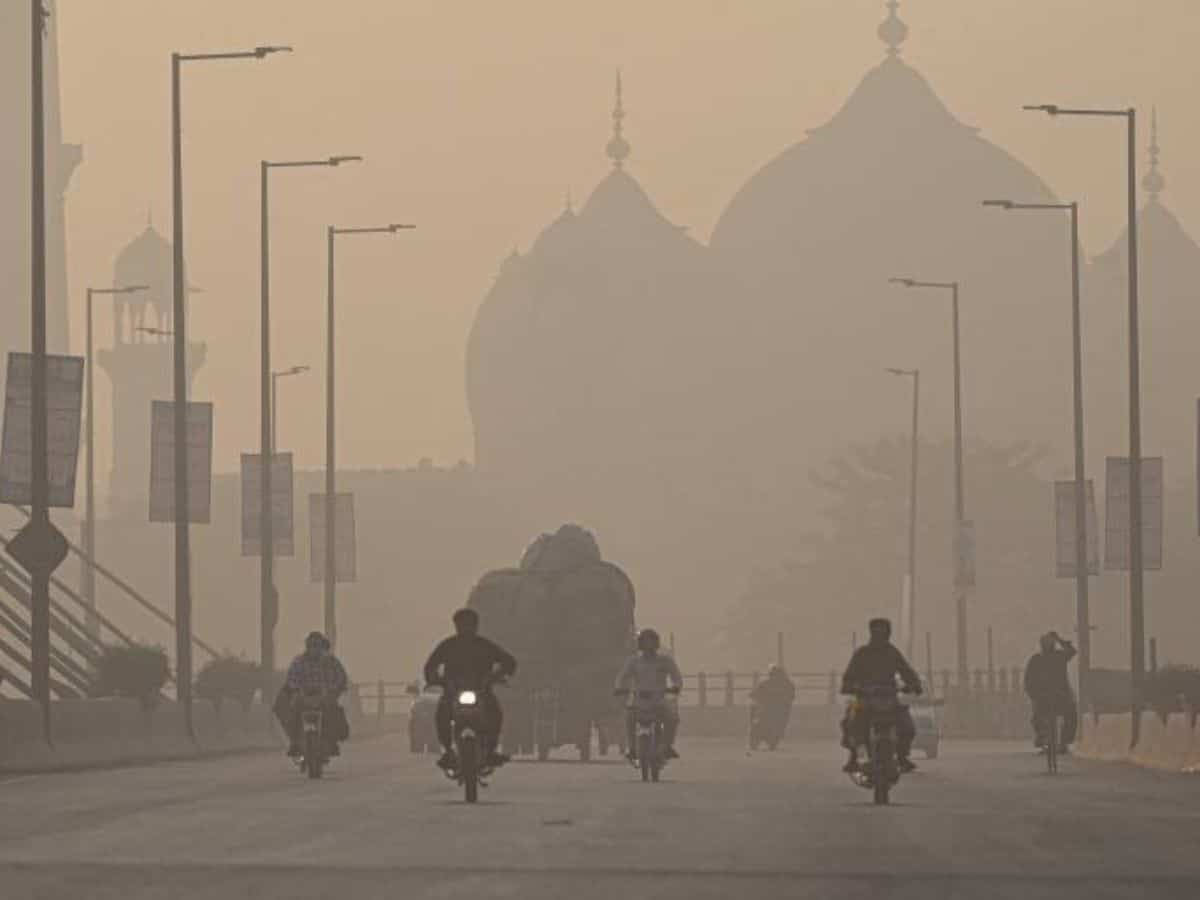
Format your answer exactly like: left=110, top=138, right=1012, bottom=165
left=458, top=690, right=478, bottom=706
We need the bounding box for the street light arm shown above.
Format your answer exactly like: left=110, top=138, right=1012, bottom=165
left=890, top=278, right=956, bottom=291
left=1023, top=103, right=1130, bottom=118
left=332, top=224, right=416, bottom=236
left=982, top=200, right=1071, bottom=212
left=266, top=155, right=363, bottom=169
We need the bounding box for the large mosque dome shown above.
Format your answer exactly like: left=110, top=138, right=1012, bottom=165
left=467, top=75, right=731, bottom=497
left=710, top=3, right=1072, bottom=472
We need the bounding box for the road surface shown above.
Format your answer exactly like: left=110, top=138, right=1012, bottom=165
left=3, top=736, right=1198, bottom=899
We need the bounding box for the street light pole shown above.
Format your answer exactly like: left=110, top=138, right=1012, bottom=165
left=324, top=224, right=413, bottom=648
left=260, top=156, right=358, bottom=688
left=886, top=367, right=920, bottom=659
left=172, top=44, right=288, bottom=738
left=83, top=285, right=148, bottom=639
left=1024, top=103, right=1143, bottom=745
left=889, top=278, right=968, bottom=686
left=982, top=198, right=1091, bottom=713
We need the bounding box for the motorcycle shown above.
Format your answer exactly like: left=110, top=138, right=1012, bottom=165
left=296, top=688, right=331, bottom=779
left=848, top=684, right=912, bottom=805
left=445, top=676, right=506, bottom=803
left=617, top=686, right=679, bottom=783
left=749, top=701, right=789, bottom=751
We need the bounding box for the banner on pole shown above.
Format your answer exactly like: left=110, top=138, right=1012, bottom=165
left=149, top=400, right=214, bottom=524
left=0, top=353, right=84, bottom=507
left=954, top=520, right=975, bottom=589
left=1104, top=456, right=1163, bottom=571
left=309, top=492, right=356, bottom=583
left=1054, top=480, right=1100, bottom=578
left=240, top=452, right=294, bottom=556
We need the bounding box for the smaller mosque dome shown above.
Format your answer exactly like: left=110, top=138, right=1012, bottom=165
left=113, top=219, right=173, bottom=311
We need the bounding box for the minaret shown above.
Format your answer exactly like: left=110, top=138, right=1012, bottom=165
left=606, top=70, right=631, bottom=170
left=99, top=222, right=206, bottom=519
left=878, top=0, right=909, bottom=57
left=1142, top=107, right=1166, bottom=206
left=0, top=0, right=79, bottom=370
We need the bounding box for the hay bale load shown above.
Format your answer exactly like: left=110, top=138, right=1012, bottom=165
left=468, top=524, right=635, bottom=760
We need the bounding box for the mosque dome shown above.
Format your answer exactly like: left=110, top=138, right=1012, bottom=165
left=708, top=2, right=1071, bottom=469
left=467, top=74, right=728, bottom=487
left=113, top=219, right=172, bottom=309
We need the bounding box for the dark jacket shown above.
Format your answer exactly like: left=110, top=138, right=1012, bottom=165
left=1024, top=645, right=1076, bottom=699
left=751, top=674, right=796, bottom=708
left=841, top=641, right=923, bottom=695
left=423, top=634, right=517, bottom=690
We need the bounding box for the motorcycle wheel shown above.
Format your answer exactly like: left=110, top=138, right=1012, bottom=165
left=638, top=733, right=654, bottom=783
left=460, top=736, right=479, bottom=804
left=872, top=737, right=892, bottom=805
left=305, top=732, right=323, bottom=780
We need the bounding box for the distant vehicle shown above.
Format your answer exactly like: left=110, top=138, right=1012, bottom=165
left=910, top=699, right=941, bottom=760
left=408, top=683, right=441, bottom=754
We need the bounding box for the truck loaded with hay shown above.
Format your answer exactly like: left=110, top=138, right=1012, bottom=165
left=467, top=524, right=636, bottom=761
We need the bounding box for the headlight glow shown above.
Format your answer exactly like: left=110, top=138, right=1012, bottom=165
left=458, top=690, right=478, bottom=705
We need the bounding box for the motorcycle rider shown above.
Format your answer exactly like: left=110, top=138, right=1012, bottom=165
left=840, top=618, right=922, bottom=774
left=1024, top=631, right=1078, bottom=752
left=423, top=607, right=517, bottom=772
left=276, top=631, right=350, bottom=758
left=613, top=628, right=683, bottom=761
left=749, top=664, right=796, bottom=749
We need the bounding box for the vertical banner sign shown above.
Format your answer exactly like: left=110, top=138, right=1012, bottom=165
left=149, top=401, right=214, bottom=524
left=240, top=453, right=295, bottom=556
left=1054, top=480, right=1100, bottom=577
left=1104, top=456, right=1163, bottom=570
left=309, top=492, right=356, bottom=583
left=954, top=520, right=976, bottom=588
left=0, top=353, right=85, bottom=507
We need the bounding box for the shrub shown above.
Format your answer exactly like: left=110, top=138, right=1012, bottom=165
left=195, top=656, right=263, bottom=713
left=89, top=643, right=170, bottom=709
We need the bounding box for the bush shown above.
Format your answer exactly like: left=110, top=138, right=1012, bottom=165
left=195, top=656, right=263, bottom=713
left=89, top=643, right=170, bottom=709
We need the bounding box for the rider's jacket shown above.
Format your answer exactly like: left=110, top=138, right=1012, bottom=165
left=751, top=674, right=796, bottom=709
left=841, top=641, right=922, bottom=695
left=614, top=652, right=683, bottom=703
left=1023, top=645, right=1076, bottom=699
left=423, top=634, right=517, bottom=691
left=285, top=651, right=349, bottom=695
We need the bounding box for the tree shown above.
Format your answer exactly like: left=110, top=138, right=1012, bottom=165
left=195, top=655, right=262, bottom=713
left=89, top=643, right=170, bottom=710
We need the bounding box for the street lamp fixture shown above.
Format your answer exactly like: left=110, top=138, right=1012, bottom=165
left=171, top=43, right=287, bottom=739
left=270, top=365, right=310, bottom=453
left=1023, top=100, right=1144, bottom=745
left=889, top=275, right=968, bottom=686
left=322, top=222, right=415, bottom=648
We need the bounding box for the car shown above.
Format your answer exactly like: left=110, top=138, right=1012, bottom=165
left=910, top=699, right=941, bottom=759
left=408, top=683, right=442, bottom=754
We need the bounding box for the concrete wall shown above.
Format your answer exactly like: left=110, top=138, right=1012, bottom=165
left=0, top=696, right=410, bottom=774
left=1077, top=710, right=1200, bottom=773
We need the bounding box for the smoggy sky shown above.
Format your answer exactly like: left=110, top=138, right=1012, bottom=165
left=56, top=0, right=1200, bottom=479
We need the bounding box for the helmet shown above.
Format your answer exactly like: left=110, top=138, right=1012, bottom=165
left=636, top=628, right=661, bottom=652
left=453, top=607, right=480, bottom=634
left=1040, top=632, right=1057, bottom=652
left=868, top=618, right=892, bottom=641
left=305, top=631, right=330, bottom=651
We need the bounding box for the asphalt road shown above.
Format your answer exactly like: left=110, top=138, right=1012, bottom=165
left=3, top=736, right=1198, bottom=899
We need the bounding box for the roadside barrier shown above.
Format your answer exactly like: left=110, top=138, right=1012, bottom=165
left=1078, top=710, right=1200, bottom=772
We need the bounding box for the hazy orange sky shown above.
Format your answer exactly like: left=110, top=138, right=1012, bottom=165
left=56, top=0, right=1200, bottom=479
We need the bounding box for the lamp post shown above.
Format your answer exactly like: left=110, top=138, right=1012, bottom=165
left=271, top=366, right=309, bottom=453
left=171, top=43, right=289, bottom=737
left=982, top=198, right=1091, bottom=713
left=889, top=277, right=968, bottom=686
left=260, top=156, right=359, bottom=686
left=324, top=224, right=413, bottom=648
left=886, top=367, right=920, bottom=660
left=83, top=284, right=148, bottom=638
left=1024, top=103, right=1143, bottom=744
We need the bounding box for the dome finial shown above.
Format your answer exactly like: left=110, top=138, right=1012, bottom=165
left=1142, top=106, right=1166, bottom=202
left=606, top=69, right=631, bottom=170
left=878, top=1, right=908, bottom=57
